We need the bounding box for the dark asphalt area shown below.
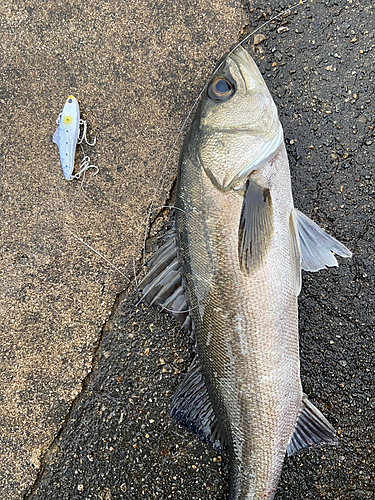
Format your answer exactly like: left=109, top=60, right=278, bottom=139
left=13, top=0, right=375, bottom=499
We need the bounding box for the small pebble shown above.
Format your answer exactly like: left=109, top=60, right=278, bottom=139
left=277, top=26, right=289, bottom=34
left=253, top=33, right=266, bottom=45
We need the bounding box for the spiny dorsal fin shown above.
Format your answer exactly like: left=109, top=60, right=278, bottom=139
left=286, top=394, right=337, bottom=457
left=238, top=178, right=273, bottom=274
left=138, top=228, right=191, bottom=333
left=170, top=356, right=224, bottom=449
left=295, top=209, right=352, bottom=272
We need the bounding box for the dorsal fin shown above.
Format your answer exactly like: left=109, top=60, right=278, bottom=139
left=170, top=356, right=224, bottom=449
left=287, top=394, right=337, bottom=456
left=138, top=228, right=191, bottom=333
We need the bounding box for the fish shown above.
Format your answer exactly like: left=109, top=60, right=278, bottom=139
left=139, top=45, right=352, bottom=499
left=53, top=95, right=98, bottom=180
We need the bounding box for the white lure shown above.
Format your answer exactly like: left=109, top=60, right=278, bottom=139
left=53, top=95, right=98, bottom=180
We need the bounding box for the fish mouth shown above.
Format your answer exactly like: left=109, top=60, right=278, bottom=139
left=212, top=45, right=266, bottom=94
left=229, top=46, right=265, bottom=92
left=228, top=44, right=253, bottom=68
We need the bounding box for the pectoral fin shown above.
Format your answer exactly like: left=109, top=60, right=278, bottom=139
left=238, top=178, right=273, bottom=274
left=170, top=356, right=224, bottom=449
left=287, top=394, right=337, bottom=456
left=295, top=209, right=352, bottom=272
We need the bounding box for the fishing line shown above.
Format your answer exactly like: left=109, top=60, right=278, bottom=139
left=66, top=205, right=185, bottom=288
left=134, top=290, right=199, bottom=316
left=136, top=1, right=304, bottom=280
left=162, top=304, right=200, bottom=315
left=222, top=1, right=303, bottom=64
left=65, top=228, right=131, bottom=283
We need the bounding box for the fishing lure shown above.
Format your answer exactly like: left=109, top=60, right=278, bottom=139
left=53, top=95, right=98, bottom=180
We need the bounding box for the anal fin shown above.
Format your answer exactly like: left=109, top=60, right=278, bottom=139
left=170, top=356, right=224, bottom=449
left=287, top=394, right=337, bottom=456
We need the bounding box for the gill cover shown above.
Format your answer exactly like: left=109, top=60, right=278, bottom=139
left=194, top=46, right=283, bottom=191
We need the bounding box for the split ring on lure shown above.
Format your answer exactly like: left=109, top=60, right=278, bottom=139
left=52, top=95, right=99, bottom=180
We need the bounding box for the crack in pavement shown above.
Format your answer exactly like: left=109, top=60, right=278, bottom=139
left=23, top=172, right=178, bottom=500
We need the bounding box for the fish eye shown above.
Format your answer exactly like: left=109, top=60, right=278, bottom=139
left=208, top=77, right=235, bottom=102
left=68, top=98, right=73, bottom=103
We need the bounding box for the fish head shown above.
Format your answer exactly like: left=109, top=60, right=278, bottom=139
left=193, top=46, right=283, bottom=191
left=60, top=95, right=80, bottom=129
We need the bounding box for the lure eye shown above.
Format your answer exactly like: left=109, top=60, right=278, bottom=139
left=68, top=98, right=73, bottom=103
left=208, top=77, right=235, bottom=102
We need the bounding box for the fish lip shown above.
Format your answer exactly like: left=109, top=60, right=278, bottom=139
left=211, top=44, right=247, bottom=74
left=230, top=46, right=253, bottom=70
left=229, top=46, right=265, bottom=91
left=212, top=46, right=263, bottom=93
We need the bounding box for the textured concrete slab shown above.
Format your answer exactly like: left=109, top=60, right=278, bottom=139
left=0, top=0, right=243, bottom=498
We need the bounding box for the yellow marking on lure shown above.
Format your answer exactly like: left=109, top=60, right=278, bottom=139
left=63, top=115, right=73, bottom=125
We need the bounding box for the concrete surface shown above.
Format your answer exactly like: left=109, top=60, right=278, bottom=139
left=0, top=0, right=374, bottom=499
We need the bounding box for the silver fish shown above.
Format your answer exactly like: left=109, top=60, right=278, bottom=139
left=139, top=46, right=351, bottom=499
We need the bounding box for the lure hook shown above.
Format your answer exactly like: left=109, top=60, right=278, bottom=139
left=78, top=119, right=96, bottom=146
left=70, top=155, right=99, bottom=180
